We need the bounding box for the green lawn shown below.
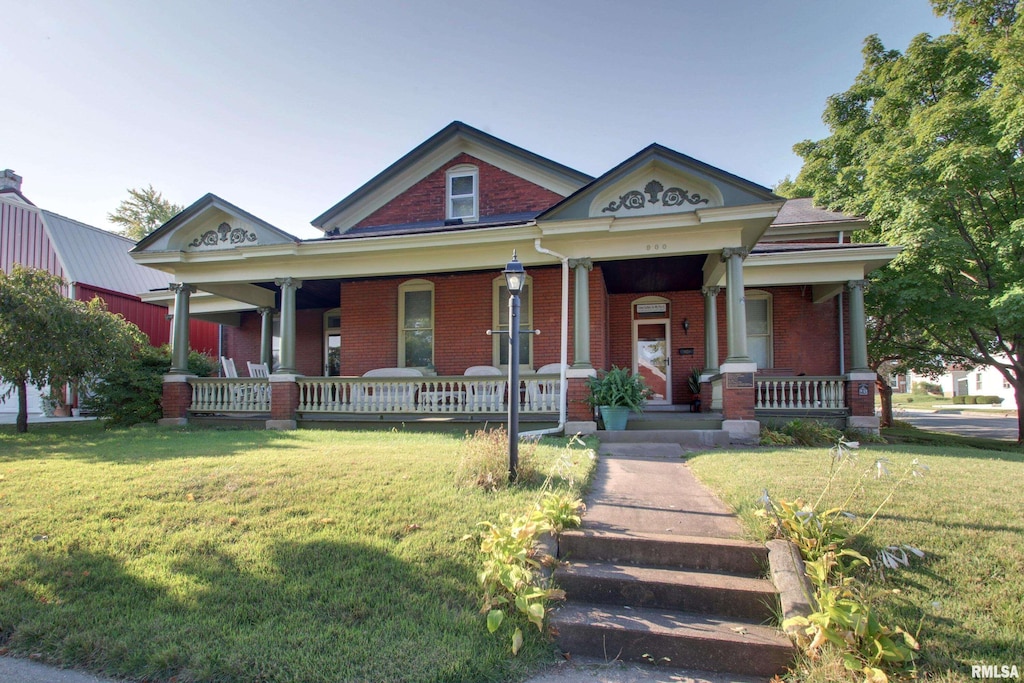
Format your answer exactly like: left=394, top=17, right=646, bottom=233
left=689, top=435, right=1024, bottom=682
left=0, top=423, right=596, bottom=683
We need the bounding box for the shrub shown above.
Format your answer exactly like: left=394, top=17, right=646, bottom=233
left=456, top=426, right=538, bottom=490
left=965, top=395, right=978, bottom=404
left=911, top=381, right=941, bottom=395
left=86, top=345, right=215, bottom=427
left=952, top=395, right=966, bottom=404
left=759, top=426, right=797, bottom=446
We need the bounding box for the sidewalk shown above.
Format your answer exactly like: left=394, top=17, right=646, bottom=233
left=0, top=413, right=95, bottom=425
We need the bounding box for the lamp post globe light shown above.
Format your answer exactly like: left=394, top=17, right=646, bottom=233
left=503, top=250, right=525, bottom=482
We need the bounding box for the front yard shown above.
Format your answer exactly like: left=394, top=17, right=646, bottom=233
left=690, top=436, right=1024, bottom=682
left=0, top=423, right=595, bottom=683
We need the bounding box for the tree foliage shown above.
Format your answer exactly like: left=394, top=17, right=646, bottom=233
left=87, top=345, right=215, bottom=428
left=0, top=266, right=147, bottom=432
left=107, top=185, right=183, bottom=241
left=788, top=0, right=1024, bottom=439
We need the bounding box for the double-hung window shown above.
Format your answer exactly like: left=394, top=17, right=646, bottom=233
left=398, top=280, right=434, bottom=369
left=447, top=166, right=478, bottom=222
left=493, top=275, right=532, bottom=368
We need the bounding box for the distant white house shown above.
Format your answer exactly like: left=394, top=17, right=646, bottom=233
left=899, top=359, right=1015, bottom=407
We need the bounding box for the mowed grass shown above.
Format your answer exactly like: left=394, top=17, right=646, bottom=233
left=689, top=437, right=1024, bottom=682
left=0, top=423, right=596, bottom=683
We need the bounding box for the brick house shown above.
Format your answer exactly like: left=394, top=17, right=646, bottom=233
left=0, top=170, right=220, bottom=415
left=132, top=122, right=895, bottom=438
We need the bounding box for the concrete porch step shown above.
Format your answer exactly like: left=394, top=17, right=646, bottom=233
left=628, top=417, right=724, bottom=431
left=597, top=443, right=686, bottom=458
left=555, top=561, right=778, bottom=622
left=550, top=602, right=795, bottom=678
left=558, top=530, right=767, bottom=576
left=597, top=429, right=730, bottom=447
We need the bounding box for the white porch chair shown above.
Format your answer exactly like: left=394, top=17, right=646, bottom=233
left=463, top=365, right=505, bottom=412
left=220, top=356, right=238, bottom=378
left=359, top=368, right=423, bottom=411
left=526, top=362, right=563, bottom=412
left=247, top=362, right=270, bottom=378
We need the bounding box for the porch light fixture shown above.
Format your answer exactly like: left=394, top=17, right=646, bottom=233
left=504, top=250, right=526, bottom=482
left=682, top=317, right=690, bottom=335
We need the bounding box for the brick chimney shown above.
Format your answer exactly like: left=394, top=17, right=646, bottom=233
left=0, top=169, right=23, bottom=193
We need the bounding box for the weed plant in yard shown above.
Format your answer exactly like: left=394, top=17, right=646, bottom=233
left=689, top=438, right=1024, bottom=683
left=0, top=423, right=596, bottom=683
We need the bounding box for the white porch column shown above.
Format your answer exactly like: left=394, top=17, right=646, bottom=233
left=275, top=278, right=302, bottom=374
left=722, top=248, right=751, bottom=364
left=847, top=279, right=870, bottom=372
left=702, top=286, right=721, bottom=373
left=168, top=283, right=195, bottom=374
left=258, top=306, right=275, bottom=368
left=569, top=258, right=593, bottom=369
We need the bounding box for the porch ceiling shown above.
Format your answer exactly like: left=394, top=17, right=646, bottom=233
left=253, top=279, right=342, bottom=309
left=599, top=255, right=705, bottom=294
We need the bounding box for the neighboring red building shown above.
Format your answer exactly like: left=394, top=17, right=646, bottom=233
left=132, top=122, right=895, bottom=438
left=0, top=169, right=219, bottom=414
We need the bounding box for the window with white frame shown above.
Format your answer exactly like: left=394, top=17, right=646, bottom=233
left=493, top=274, right=533, bottom=368
left=324, top=308, right=341, bottom=376
left=447, top=165, right=478, bottom=222
left=976, top=372, right=984, bottom=391
left=745, top=291, right=773, bottom=369
left=398, top=280, right=434, bottom=369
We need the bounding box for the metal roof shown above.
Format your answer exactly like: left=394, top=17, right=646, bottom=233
left=42, top=211, right=169, bottom=296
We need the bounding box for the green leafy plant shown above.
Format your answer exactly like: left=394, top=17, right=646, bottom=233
left=584, top=365, right=650, bottom=412
left=687, top=367, right=702, bottom=396
left=472, top=492, right=583, bottom=654
left=759, top=435, right=927, bottom=682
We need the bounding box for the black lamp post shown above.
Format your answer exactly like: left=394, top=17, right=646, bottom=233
left=503, top=250, right=526, bottom=482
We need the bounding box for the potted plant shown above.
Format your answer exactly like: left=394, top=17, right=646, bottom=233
left=688, top=367, right=703, bottom=413
left=585, top=366, right=650, bottom=430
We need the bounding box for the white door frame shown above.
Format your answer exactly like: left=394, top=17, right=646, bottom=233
left=632, top=317, right=672, bottom=405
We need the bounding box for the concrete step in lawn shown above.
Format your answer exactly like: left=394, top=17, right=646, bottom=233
left=559, top=530, right=767, bottom=576
left=597, top=429, right=730, bottom=448
left=550, top=603, right=794, bottom=678
left=597, top=442, right=687, bottom=458
left=555, top=561, right=778, bottom=622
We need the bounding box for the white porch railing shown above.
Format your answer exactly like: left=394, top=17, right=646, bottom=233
left=297, top=374, right=560, bottom=414
left=190, top=378, right=271, bottom=413
left=755, top=376, right=846, bottom=410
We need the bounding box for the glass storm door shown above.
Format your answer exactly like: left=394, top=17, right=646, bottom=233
left=634, top=321, right=671, bottom=404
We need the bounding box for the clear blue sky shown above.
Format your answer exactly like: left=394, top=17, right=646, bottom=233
left=3, top=1, right=951, bottom=239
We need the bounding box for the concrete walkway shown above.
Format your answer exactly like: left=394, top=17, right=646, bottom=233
left=0, top=440, right=756, bottom=683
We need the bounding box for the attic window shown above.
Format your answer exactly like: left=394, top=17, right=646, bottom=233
left=447, top=166, right=478, bottom=222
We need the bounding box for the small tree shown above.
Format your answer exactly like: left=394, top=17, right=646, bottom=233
left=88, top=345, right=215, bottom=427
left=107, top=185, right=183, bottom=241
left=0, top=266, right=146, bottom=432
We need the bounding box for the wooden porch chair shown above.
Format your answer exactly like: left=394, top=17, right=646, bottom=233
left=220, top=356, right=238, bottom=378
left=463, top=365, right=505, bottom=412
left=247, top=361, right=270, bottom=378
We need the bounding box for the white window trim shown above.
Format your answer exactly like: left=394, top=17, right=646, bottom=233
left=446, top=165, right=479, bottom=223
left=492, top=274, right=533, bottom=370
left=398, top=279, right=434, bottom=369
left=745, top=289, right=773, bottom=369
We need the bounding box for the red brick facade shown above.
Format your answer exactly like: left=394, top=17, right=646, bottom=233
left=161, top=381, right=192, bottom=419
left=352, top=154, right=564, bottom=229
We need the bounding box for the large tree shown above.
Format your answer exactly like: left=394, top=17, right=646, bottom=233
left=107, top=185, right=183, bottom=241
left=0, top=266, right=146, bottom=432
left=787, top=0, right=1024, bottom=440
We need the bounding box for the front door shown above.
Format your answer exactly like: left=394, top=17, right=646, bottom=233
left=634, top=320, right=671, bottom=404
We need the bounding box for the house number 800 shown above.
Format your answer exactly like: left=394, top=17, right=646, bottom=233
left=646, top=243, right=668, bottom=251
